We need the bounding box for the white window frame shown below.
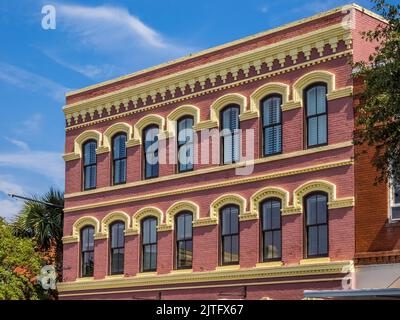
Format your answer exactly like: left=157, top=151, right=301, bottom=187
left=389, top=178, right=400, bottom=222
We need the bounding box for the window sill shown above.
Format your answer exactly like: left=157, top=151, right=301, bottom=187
left=255, top=261, right=283, bottom=268
left=105, top=274, right=125, bottom=279
left=136, top=271, right=157, bottom=277
left=169, top=269, right=193, bottom=275
left=75, top=277, right=94, bottom=282
left=215, top=265, right=240, bottom=272
left=299, top=257, right=330, bottom=265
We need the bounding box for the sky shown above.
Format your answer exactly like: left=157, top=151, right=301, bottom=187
left=0, top=0, right=380, bottom=220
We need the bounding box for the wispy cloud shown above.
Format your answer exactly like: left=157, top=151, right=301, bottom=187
left=0, top=63, right=69, bottom=102
left=57, top=3, right=188, bottom=53
left=4, top=137, right=30, bottom=151
left=0, top=150, right=64, bottom=184
left=0, top=199, right=23, bottom=221
left=41, top=49, right=121, bottom=80
left=0, top=174, right=26, bottom=195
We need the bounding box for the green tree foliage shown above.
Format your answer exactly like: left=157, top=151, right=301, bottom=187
left=353, top=0, right=400, bottom=183
left=12, top=187, right=64, bottom=278
left=0, top=218, right=43, bottom=300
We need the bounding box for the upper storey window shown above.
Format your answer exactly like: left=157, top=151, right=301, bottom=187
left=221, top=105, right=240, bottom=165
left=83, top=140, right=97, bottom=190
left=390, top=180, right=400, bottom=221
left=177, top=116, right=194, bottom=173
left=112, top=133, right=127, bottom=185
left=305, top=84, right=327, bottom=148
left=261, top=95, right=282, bottom=156
left=143, top=125, right=159, bottom=179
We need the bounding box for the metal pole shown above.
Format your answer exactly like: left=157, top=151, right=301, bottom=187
left=8, top=193, right=64, bottom=209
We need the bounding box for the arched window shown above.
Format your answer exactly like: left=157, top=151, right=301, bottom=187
left=221, top=105, right=240, bottom=164
left=142, top=217, right=157, bottom=272
left=261, top=95, right=282, bottom=156
left=109, top=221, right=125, bottom=275
left=112, top=133, right=127, bottom=185
left=80, top=226, right=94, bottom=277
left=83, top=140, right=97, bottom=190
left=220, top=205, right=239, bottom=265
left=177, top=116, right=194, bottom=173
left=261, top=198, right=282, bottom=261
left=305, top=192, right=328, bottom=258
left=175, top=212, right=193, bottom=269
left=305, top=84, right=327, bottom=148
left=143, top=125, right=159, bottom=179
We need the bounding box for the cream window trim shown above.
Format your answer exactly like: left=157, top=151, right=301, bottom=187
left=103, top=122, right=134, bottom=151
left=166, top=105, right=200, bottom=137
left=131, top=206, right=165, bottom=234
left=165, top=201, right=200, bottom=230
left=210, top=194, right=247, bottom=222
left=133, top=114, right=166, bottom=145
left=62, top=216, right=101, bottom=244
left=250, top=82, right=290, bottom=115
left=100, top=211, right=131, bottom=237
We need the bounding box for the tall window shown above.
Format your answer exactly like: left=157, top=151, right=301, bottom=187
left=143, top=125, right=159, bottom=179
left=83, top=140, right=97, bottom=190
left=142, top=217, right=157, bottom=272
left=109, top=221, right=125, bottom=275
left=262, top=95, right=282, bottom=156
left=261, top=199, right=282, bottom=261
left=305, top=193, right=328, bottom=258
left=177, top=117, right=194, bottom=173
left=221, top=105, right=240, bottom=164
left=112, top=133, right=127, bottom=185
left=81, top=226, right=94, bottom=277
left=220, top=205, right=239, bottom=265
left=175, top=212, right=193, bottom=269
left=390, top=180, right=400, bottom=221
left=305, top=84, right=327, bottom=148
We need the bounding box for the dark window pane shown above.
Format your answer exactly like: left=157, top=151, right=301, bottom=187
left=144, top=126, right=159, bottom=178
left=318, top=225, right=328, bottom=254
left=231, top=235, right=239, bottom=262
left=394, top=184, right=400, bottom=204
left=316, top=195, right=327, bottom=224
left=221, top=210, right=231, bottom=235
left=223, top=236, right=232, bottom=263
left=308, top=117, right=318, bottom=146
left=143, top=245, right=151, bottom=271
left=273, top=230, right=282, bottom=258
left=221, top=106, right=240, bottom=164
left=307, top=87, right=317, bottom=116
left=306, top=195, right=317, bottom=225
left=392, top=207, right=400, bottom=219
left=317, top=115, right=327, bottom=144
left=308, top=226, right=318, bottom=256
left=316, top=86, right=327, bottom=113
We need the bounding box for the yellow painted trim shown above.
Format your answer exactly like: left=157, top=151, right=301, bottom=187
left=62, top=216, right=101, bottom=244
left=250, top=186, right=291, bottom=218
left=64, top=50, right=352, bottom=131
left=57, top=260, right=351, bottom=293
left=210, top=93, right=247, bottom=126
left=169, top=269, right=193, bottom=274
left=64, top=158, right=354, bottom=213
left=136, top=272, right=158, bottom=277
left=59, top=277, right=344, bottom=297
left=71, top=130, right=102, bottom=159
left=292, top=180, right=355, bottom=214
left=327, top=86, right=353, bottom=101
left=165, top=201, right=200, bottom=230
left=215, top=265, right=241, bottom=271
left=105, top=274, right=125, bottom=280
left=132, top=206, right=164, bottom=234
left=210, top=194, right=246, bottom=222
left=255, top=261, right=283, bottom=268
left=63, top=24, right=351, bottom=124
left=299, top=257, right=331, bottom=265
left=65, top=4, right=383, bottom=98
left=103, top=122, right=134, bottom=151
left=100, top=211, right=131, bottom=237
left=166, top=105, right=200, bottom=137
left=250, top=82, right=289, bottom=115
left=62, top=140, right=351, bottom=197
left=133, top=114, right=165, bottom=145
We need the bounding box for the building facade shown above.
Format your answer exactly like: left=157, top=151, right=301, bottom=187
left=58, top=4, right=392, bottom=299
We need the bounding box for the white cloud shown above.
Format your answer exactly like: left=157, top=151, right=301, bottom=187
left=4, top=137, right=30, bottom=151
left=0, top=63, right=69, bottom=102
left=0, top=175, right=26, bottom=195
left=0, top=199, right=23, bottom=222
left=259, top=5, right=269, bottom=13
left=0, top=150, right=64, bottom=184
left=57, top=4, right=172, bottom=49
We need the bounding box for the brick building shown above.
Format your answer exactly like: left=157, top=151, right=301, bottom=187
left=58, top=4, right=397, bottom=299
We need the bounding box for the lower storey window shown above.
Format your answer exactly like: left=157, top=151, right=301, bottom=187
left=305, top=193, right=328, bottom=257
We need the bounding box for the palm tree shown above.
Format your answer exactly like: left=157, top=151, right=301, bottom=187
left=12, top=187, right=64, bottom=278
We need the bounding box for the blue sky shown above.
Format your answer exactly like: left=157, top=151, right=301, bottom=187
left=0, top=0, right=377, bottom=220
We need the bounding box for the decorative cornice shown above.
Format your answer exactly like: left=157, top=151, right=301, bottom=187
left=64, top=23, right=352, bottom=129
left=64, top=159, right=353, bottom=213
left=57, top=260, right=352, bottom=293
left=64, top=50, right=353, bottom=132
